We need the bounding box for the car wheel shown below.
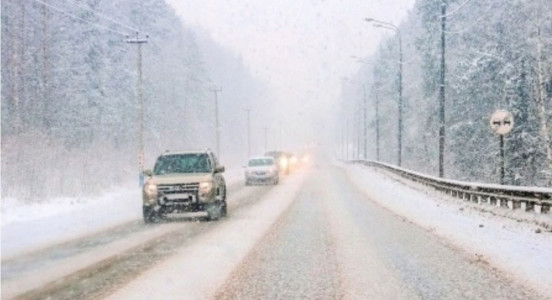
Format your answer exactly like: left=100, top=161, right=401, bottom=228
left=221, top=200, right=228, bottom=217
left=206, top=202, right=222, bottom=221
left=221, top=187, right=228, bottom=217
left=143, top=206, right=158, bottom=224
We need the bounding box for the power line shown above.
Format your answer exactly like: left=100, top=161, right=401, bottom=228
left=60, top=0, right=140, bottom=33
left=442, top=0, right=473, bottom=19
left=29, top=0, right=129, bottom=36
left=444, top=3, right=495, bottom=35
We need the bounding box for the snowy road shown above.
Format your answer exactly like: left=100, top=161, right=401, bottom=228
left=1, top=181, right=276, bottom=299
left=217, top=165, right=542, bottom=299
left=2, top=162, right=549, bottom=299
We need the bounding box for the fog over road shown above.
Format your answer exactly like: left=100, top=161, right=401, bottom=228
left=2, top=163, right=546, bottom=299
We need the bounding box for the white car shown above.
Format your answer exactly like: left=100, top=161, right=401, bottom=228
left=244, top=156, right=279, bottom=185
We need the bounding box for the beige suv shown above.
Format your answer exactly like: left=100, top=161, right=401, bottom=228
left=142, top=150, right=227, bottom=222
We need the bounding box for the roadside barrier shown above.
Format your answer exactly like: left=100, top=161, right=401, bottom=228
left=351, top=160, right=552, bottom=214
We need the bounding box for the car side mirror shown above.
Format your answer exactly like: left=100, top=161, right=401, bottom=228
left=216, top=165, right=225, bottom=173
left=144, top=169, right=153, bottom=177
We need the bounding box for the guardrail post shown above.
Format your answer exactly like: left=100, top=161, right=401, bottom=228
left=521, top=201, right=527, bottom=211
left=535, top=204, right=542, bottom=214
left=507, top=200, right=514, bottom=210
left=496, top=198, right=502, bottom=207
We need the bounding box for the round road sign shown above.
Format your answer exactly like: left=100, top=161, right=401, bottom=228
left=490, top=110, right=514, bottom=135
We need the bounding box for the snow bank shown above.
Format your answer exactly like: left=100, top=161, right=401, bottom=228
left=1, top=185, right=141, bottom=260
left=342, top=163, right=552, bottom=297
left=1, top=169, right=244, bottom=260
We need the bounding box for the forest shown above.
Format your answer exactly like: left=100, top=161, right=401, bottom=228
left=341, top=0, right=552, bottom=187
left=1, top=0, right=265, bottom=200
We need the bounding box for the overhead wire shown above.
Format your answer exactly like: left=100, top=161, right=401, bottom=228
left=444, top=3, right=495, bottom=35
left=442, top=0, right=474, bottom=19
left=28, top=0, right=129, bottom=37
left=60, top=0, right=141, bottom=33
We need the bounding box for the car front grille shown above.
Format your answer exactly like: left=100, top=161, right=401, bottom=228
left=158, top=183, right=199, bottom=194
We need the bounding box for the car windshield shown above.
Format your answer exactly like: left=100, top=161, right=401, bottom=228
left=153, top=154, right=211, bottom=175
left=248, top=158, right=274, bottom=167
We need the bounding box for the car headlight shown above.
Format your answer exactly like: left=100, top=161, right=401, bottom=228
left=279, top=157, right=288, bottom=169
left=144, top=181, right=158, bottom=196
left=200, top=181, right=213, bottom=193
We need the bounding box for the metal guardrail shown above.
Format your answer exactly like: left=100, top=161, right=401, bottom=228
left=351, top=160, right=552, bottom=214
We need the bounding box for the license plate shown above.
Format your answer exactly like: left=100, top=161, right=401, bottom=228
left=165, top=193, right=190, bottom=200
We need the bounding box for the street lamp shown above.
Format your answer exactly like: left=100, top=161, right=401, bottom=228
left=365, top=18, right=403, bottom=167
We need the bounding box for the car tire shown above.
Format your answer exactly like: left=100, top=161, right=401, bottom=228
left=206, top=202, right=222, bottom=221
left=273, top=177, right=279, bottom=185
left=221, top=200, right=228, bottom=217
left=143, top=206, right=158, bottom=224
left=221, top=187, right=228, bottom=217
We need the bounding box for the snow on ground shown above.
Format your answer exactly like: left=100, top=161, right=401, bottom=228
left=106, top=170, right=308, bottom=300
left=341, top=163, right=552, bottom=297
left=1, top=168, right=244, bottom=260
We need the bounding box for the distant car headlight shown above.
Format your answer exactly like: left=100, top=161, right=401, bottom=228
left=279, top=157, right=288, bottom=169
left=200, top=181, right=213, bottom=194
left=144, top=181, right=158, bottom=196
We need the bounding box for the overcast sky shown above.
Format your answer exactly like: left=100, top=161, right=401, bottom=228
left=167, top=0, right=416, bottom=148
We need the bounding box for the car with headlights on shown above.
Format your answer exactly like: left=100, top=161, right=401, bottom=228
left=265, top=151, right=290, bottom=174
left=244, top=156, right=279, bottom=185
left=142, top=150, right=227, bottom=223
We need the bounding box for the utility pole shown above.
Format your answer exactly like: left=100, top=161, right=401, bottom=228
left=209, top=86, right=222, bottom=157
left=439, top=1, right=447, bottom=178
left=245, top=108, right=251, bottom=158
left=126, top=32, right=148, bottom=186
left=363, top=85, right=368, bottom=160
left=356, top=105, right=361, bottom=160
left=341, top=119, right=345, bottom=160
left=279, top=121, right=283, bottom=149
left=375, top=92, right=380, bottom=162
left=346, top=120, right=350, bottom=161
left=263, top=127, right=268, bottom=153
left=398, top=31, right=403, bottom=167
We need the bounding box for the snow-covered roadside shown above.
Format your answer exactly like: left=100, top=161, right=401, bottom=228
left=106, top=170, right=308, bottom=300
left=1, top=168, right=244, bottom=260
left=341, top=163, right=552, bottom=297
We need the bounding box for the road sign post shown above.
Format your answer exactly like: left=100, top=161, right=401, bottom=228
left=490, top=110, right=514, bottom=185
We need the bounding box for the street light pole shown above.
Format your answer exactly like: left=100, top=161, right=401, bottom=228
left=209, top=86, right=222, bottom=157
left=126, top=32, right=148, bottom=186
left=365, top=18, right=403, bottom=167
left=438, top=1, right=447, bottom=178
